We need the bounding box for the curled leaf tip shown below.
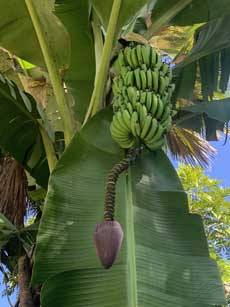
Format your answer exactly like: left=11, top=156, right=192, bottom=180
left=93, top=220, right=124, bottom=269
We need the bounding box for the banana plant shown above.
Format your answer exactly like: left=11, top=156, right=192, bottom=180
left=0, top=0, right=229, bottom=306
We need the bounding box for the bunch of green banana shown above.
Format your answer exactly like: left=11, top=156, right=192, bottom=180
left=110, top=43, right=175, bottom=150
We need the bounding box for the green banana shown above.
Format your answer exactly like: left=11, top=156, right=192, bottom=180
left=161, top=92, right=169, bottom=105
left=112, top=81, right=120, bottom=96
left=131, top=47, right=138, bottom=68
left=159, top=76, right=166, bottom=95
left=161, top=116, right=172, bottom=131
left=152, top=70, right=159, bottom=92
left=161, top=106, right=171, bottom=122
left=121, top=138, right=136, bottom=149
left=111, top=120, right=126, bottom=139
left=151, top=48, right=157, bottom=66
left=120, top=104, right=126, bottom=111
left=167, top=68, right=173, bottom=82
left=115, top=95, right=123, bottom=108
left=145, top=137, right=165, bottom=151
left=134, top=68, right=142, bottom=89
left=125, top=71, right=134, bottom=87
left=146, top=91, right=152, bottom=112
left=110, top=122, right=127, bottom=138
left=136, top=44, right=143, bottom=65
left=155, top=52, right=162, bottom=69
left=127, top=86, right=136, bottom=103
left=140, top=91, right=147, bottom=104
left=141, top=64, right=147, bottom=71
left=168, top=84, right=175, bottom=96
left=131, top=111, right=139, bottom=137
left=117, top=52, right=125, bottom=70
left=110, top=133, right=131, bottom=147
left=155, top=97, right=164, bottom=119
left=135, top=102, right=141, bottom=113
left=127, top=102, right=133, bottom=114
left=161, top=63, right=169, bottom=76
left=146, top=69, right=153, bottom=88
left=164, top=76, right=170, bottom=88
left=120, top=109, right=132, bottom=130
left=120, top=66, right=129, bottom=81
left=145, top=45, right=151, bottom=66
left=151, top=123, right=164, bottom=142
left=117, top=77, right=123, bottom=90
left=116, top=111, right=131, bottom=131
left=113, top=133, right=135, bottom=148
left=151, top=94, right=158, bottom=116
left=136, top=89, right=141, bottom=101
left=138, top=104, right=148, bottom=129
left=110, top=119, right=126, bottom=135
left=140, top=70, right=147, bottom=89
left=121, top=86, right=127, bottom=98
left=141, top=45, right=149, bottom=66
left=144, top=118, right=158, bottom=142
left=124, top=47, right=134, bottom=68
left=140, top=115, right=152, bottom=139
left=165, top=119, right=172, bottom=132
left=135, top=121, right=141, bottom=136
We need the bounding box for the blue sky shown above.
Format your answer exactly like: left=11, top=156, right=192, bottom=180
left=0, top=280, right=17, bottom=307
left=208, top=139, right=230, bottom=186
left=0, top=139, right=229, bottom=306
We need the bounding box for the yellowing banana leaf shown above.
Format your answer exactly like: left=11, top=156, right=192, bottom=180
left=32, top=107, right=225, bottom=306
left=0, top=73, right=49, bottom=188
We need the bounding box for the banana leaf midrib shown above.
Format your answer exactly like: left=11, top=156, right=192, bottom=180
left=126, top=168, right=138, bottom=306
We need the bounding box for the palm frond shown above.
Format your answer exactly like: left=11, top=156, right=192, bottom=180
left=166, top=125, right=216, bottom=167
left=0, top=156, right=28, bottom=227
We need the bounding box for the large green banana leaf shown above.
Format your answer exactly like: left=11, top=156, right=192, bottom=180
left=177, top=16, right=230, bottom=69
left=180, top=98, right=230, bottom=140
left=32, top=108, right=225, bottom=306
left=90, top=0, right=150, bottom=33
left=0, top=0, right=70, bottom=69
left=171, top=0, right=230, bottom=26
left=183, top=99, right=230, bottom=123
left=145, top=0, right=230, bottom=39
left=177, top=98, right=230, bottom=140
left=55, top=1, right=96, bottom=122
left=0, top=73, right=49, bottom=188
